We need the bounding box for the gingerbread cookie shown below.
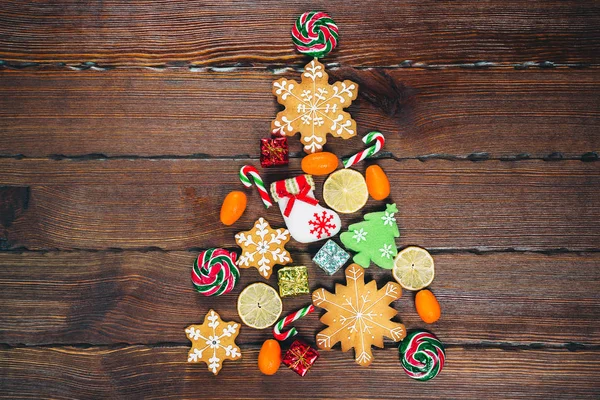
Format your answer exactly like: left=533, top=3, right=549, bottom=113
left=185, top=309, right=242, bottom=375
left=312, top=264, right=406, bottom=366
left=235, top=217, right=292, bottom=279
left=271, top=58, right=359, bottom=154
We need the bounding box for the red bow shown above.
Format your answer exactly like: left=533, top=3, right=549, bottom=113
left=278, top=182, right=318, bottom=217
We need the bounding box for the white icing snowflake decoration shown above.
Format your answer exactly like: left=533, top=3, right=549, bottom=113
left=312, top=264, right=406, bottom=366
left=185, top=309, right=242, bottom=375
left=235, top=218, right=292, bottom=278
left=271, top=59, right=359, bottom=153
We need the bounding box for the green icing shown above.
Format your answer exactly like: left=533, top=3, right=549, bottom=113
left=340, top=203, right=399, bottom=269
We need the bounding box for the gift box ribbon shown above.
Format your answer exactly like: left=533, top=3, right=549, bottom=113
left=275, top=175, right=318, bottom=217
left=287, top=344, right=311, bottom=371
left=262, top=141, right=287, bottom=159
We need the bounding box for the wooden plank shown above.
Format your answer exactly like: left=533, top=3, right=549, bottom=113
left=1, top=68, right=598, bottom=158
left=0, top=159, right=598, bottom=251
left=1, top=1, right=599, bottom=66
left=1, top=346, right=598, bottom=399
left=0, top=251, right=598, bottom=346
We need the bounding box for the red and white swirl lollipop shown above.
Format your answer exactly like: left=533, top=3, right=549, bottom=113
left=292, top=11, right=339, bottom=58
left=191, top=248, right=240, bottom=297
left=399, top=330, right=446, bottom=381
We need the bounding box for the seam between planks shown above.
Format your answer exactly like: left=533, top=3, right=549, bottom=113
left=0, top=248, right=598, bottom=255
left=1, top=342, right=598, bottom=351
left=0, top=153, right=598, bottom=162
left=1, top=60, right=599, bottom=72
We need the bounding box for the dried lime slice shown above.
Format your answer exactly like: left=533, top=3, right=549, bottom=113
left=392, top=247, right=435, bottom=291
left=323, top=169, right=368, bottom=214
left=237, top=283, right=282, bottom=329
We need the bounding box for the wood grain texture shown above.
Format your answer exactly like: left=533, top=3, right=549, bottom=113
left=1, top=68, right=598, bottom=158
left=0, top=159, right=598, bottom=251
left=1, top=0, right=599, bottom=66
left=1, top=346, right=599, bottom=399
left=0, top=251, right=598, bottom=346
left=3, top=1, right=600, bottom=398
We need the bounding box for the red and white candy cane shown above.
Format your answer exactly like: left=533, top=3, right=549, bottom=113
left=342, top=131, right=385, bottom=168
left=273, top=304, right=315, bottom=341
left=239, top=165, right=272, bottom=208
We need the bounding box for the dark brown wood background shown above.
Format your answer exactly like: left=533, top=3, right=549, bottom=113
left=1, top=1, right=599, bottom=398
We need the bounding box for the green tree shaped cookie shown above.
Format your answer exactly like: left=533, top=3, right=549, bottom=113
left=340, top=204, right=399, bottom=269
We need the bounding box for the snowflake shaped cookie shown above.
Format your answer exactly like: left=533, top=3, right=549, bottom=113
left=235, top=217, right=292, bottom=278
left=312, top=264, right=406, bottom=366
left=271, top=58, right=359, bottom=153
left=185, top=309, right=242, bottom=375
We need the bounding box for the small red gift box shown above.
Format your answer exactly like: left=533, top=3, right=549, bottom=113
left=260, top=137, right=289, bottom=168
left=282, top=340, right=319, bottom=376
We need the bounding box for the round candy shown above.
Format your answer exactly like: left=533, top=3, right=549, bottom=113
left=399, top=330, right=445, bottom=381
left=191, top=248, right=240, bottom=297
left=292, top=11, right=339, bottom=58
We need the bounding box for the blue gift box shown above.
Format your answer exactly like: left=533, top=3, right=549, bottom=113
left=312, top=239, right=350, bottom=275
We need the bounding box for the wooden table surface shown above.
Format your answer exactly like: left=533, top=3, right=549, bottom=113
left=1, top=1, right=599, bottom=399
